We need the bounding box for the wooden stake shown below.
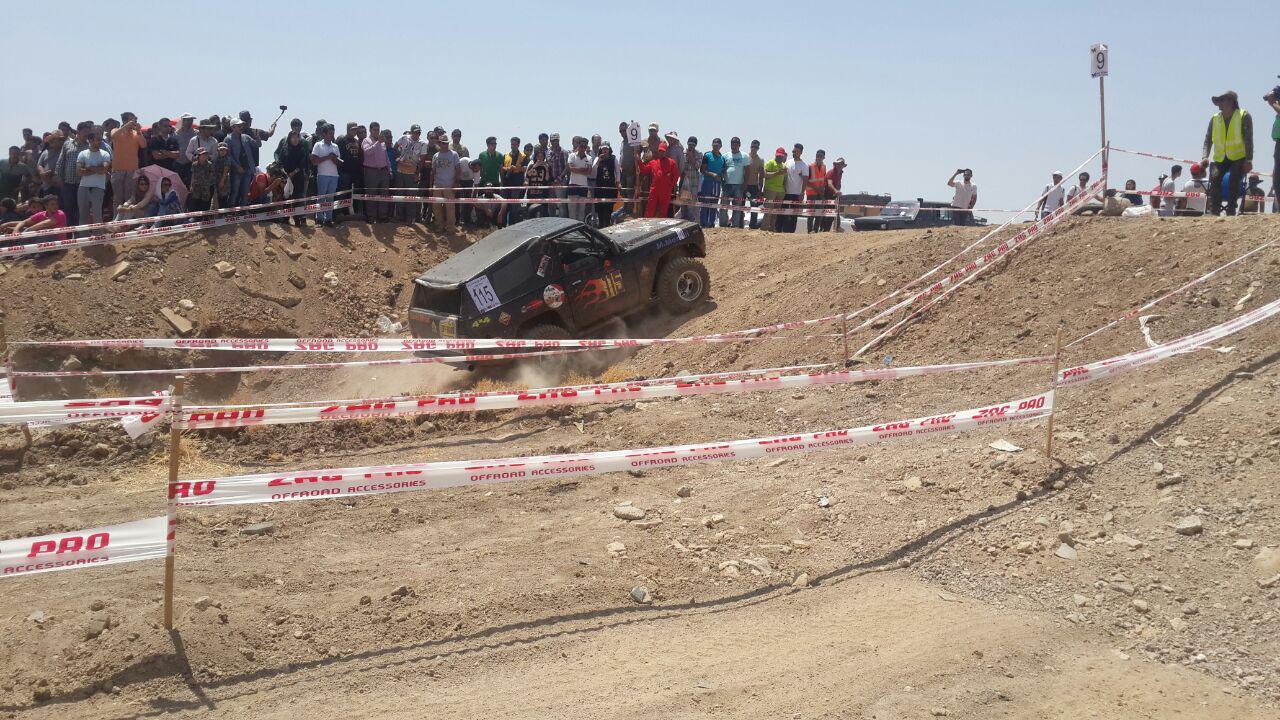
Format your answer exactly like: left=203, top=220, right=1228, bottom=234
left=840, top=314, right=851, bottom=366
left=0, top=319, right=33, bottom=448
left=163, top=375, right=186, bottom=630
left=1045, top=327, right=1063, bottom=459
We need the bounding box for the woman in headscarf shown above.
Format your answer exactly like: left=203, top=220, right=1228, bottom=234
left=114, top=175, right=156, bottom=221
left=279, top=130, right=311, bottom=227
left=153, top=176, right=181, bottom=226
left=591, top=142, right=619, bottom=227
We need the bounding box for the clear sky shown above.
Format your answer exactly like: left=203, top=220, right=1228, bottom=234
left=4, top=0, right=1277, bottom=218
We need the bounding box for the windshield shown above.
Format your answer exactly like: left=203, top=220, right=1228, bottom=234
left=880, top=202, right=919, bottom=218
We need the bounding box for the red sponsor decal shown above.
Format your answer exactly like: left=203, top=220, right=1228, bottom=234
left=169, top=480, right=217, bottom=499
left=28, top=532, right=109, bottom=558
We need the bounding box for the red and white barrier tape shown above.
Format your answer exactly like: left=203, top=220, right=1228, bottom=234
left=168, top=390, right=1052, bottom=507
left=1130, top=189, right=1206, bottom=199
left=1, top=515, right=168, bottom=578
left=849, top=176, right=1111, bottom=356
left=0, top=393, right=170, bottom=437
left=1111, top=147, right=1272, bottom=178
left=6, top=191, right=352, bottom=242
left=180, top=356, right=1050, bottom=430
left=1067, top=237, right=1278, bottom=348
left=0, top=199, right=351, bottom=260
left=1057, top=296, right=1280, bottom=387
left=7, top=347, right=603, bottom=378
left=13, top=333, right=842, bottom=354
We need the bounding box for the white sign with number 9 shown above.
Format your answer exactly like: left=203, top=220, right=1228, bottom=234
left=627, top=121, right=642, bottom=147
left=1090, top=43, right=1108, bottom=78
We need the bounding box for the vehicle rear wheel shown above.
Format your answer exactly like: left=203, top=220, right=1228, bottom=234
left=656, top=257, right=711, bottom=313
left=521, top=323, right=571, bottom=341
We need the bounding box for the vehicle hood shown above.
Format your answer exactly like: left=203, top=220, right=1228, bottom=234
left=600, top=218, right=699, bottom=252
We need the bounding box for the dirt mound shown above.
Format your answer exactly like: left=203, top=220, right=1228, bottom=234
left=1, top=214, right=1278, bottom=718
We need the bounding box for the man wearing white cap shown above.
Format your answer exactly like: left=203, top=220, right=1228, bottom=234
left=1037, top=171, right=1065, bottom=219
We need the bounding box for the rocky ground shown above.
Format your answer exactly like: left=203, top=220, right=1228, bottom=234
left=0, top=213, right=1276, bottom=719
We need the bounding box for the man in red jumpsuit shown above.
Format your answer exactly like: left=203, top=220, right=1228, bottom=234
left=637, top=141, right=679, bottom=218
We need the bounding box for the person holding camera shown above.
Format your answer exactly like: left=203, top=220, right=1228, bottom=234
left=947, top=168, right=977, bottom=225
left=1266, top=80, right=1279, bottom=213
left=1200, top=90, right=1253, bottom=216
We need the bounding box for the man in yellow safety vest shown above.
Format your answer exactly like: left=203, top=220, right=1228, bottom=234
left=1200, top=90, right=1254, bottom=216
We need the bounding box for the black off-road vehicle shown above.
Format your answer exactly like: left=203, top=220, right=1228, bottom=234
left=408, top=217, right=710, bottom=343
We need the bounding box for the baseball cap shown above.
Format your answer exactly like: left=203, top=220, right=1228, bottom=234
left=1052, top=169, right=1063, bottom=176
left=774, top=147, right=786, bottom=156
left=1190, top=162, right=1203, bottom=174
left=410, top=124, right=422, bottom=132
left=238, top=110, right=252, bottom=121
left=835, top=157, right=847, bottom=165
left=657, top=142, right=669, bottom=151
left=648, top=122, right=659, bottom=131
left=1211, top=90, right=1238, bottom=104
left=550, top=132, right=560, bottom=140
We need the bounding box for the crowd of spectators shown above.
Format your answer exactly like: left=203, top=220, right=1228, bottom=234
left=0, top=112, right=850, bottom=243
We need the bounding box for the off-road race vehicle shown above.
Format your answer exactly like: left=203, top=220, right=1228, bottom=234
left=408, top=217, right=710, bottom=344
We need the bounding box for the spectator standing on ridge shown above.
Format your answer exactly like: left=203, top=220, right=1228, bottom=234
left=55, top=122, right=92, bottom=225
left=0, top=146, right=33, bottom=202
left=782, top=143, right=808, bottom=234
left=108, top=114, right=143, bottom=207
left=1037, top=171, right=1065, bottom=219
left=1200, top=90, right=1253, bottom=216
left=238, top=110, right=277, bottom=169
left=546, top=133, right=568, bottom=217
left=721, top=137, right=748, bottom=228
left=525, top=145, right=551, bottom=219
left=279, top=131, right=312, bottom=223
left=762, top=147, right=787, bottom=232
left=699, top=138, right=726, bottom=228
left=274, top=119, right=306, bottom=162
left=478, top=136, right=504, bottom=189
left=743, top=140, right=765, bottom=229
left=566, top=136, right=592, bottom=222
left=680, top=138, right=702, bottom=222
left=618, top=122, right=637, bottom=212
left=36, top=131, right=64, bottom=197
left=1158, top=165, right=1182, bottom=217
left=225, top=121, right=261, bottom=207
left=173, top=114, right=197, bottom=185
left=1179, top=163, right=1209, bottom=216
left=393, top=125, right=429, bottom=223
left=74, top=131, right=111, bottom=226
left=637, top=141, right=679, bottom=218
left=310, top=124, right=342, bottom=227
left=591, top=142, right=620, bottom=228
left=947, top=167, right=977, bottom=225
left=146, top=118, right=180, bottom=172
left=824, top=157, right=846, bottom=231
left=432, top=135, right=460, bottom=232
left=338, top=123, right=363, bottom=220
left=501, top=137, right=527, bottom=225
left=188, top=148, right=216, bottom=212
left=450, top=129, right=470, bottom=160
left=1267, top=80, right=1280, bottom=212
left=805, top=149, right=828, bottom=233
left=1067, top=172, right=1091, bottom=205
left=362, top=122, right=390, bottom=223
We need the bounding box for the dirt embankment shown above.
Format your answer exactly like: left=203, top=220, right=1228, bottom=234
left=0, top=214, right=1277, bottom=719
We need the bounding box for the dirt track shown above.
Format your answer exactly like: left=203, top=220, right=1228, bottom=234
left=1, top=215, right=1278, bottom=718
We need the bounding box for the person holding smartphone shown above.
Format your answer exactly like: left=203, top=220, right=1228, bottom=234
left=947, top=168, right=977, bottom=225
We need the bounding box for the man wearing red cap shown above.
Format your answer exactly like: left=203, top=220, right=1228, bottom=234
left=637, top=141, right=679, bottom=218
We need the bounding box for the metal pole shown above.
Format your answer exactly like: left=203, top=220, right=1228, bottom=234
left=163, top=375, right=186, bottom=630
left=1099, top=75, right=1108, bottom=192
left=1045, top=327, right=1063, bottom=459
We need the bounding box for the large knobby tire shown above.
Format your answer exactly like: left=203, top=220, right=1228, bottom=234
left=521, top=323, right=571, bottom=341
left=656, top=257, right=711, bottom=313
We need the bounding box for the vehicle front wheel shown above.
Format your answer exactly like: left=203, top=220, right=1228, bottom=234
left=656, top=257, right=711, bottom=313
